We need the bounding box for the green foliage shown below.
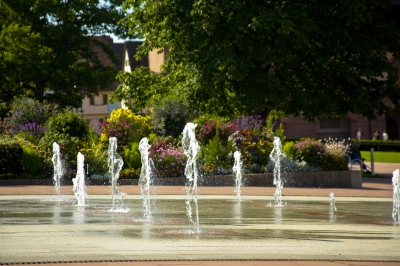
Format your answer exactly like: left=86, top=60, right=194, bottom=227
left=0, top=144, right=23, bottom=175
left=38, top=132, right=85, bottom=177
left=201, top=128, right=235, bottom=171
left=120, top=168, right=140, bottom=179
left=282, top=141, right=295, bottom=158
left=122, top=0, right=400, bottom=119
left=292, top=139, right=325, bottom=169
left=291, top=138, right=348, bottom=171
left=84, top=128, right=108, bottom=175
left=262, top=116, right=285, bottom=142
left=151, top=99, right=191, bottom=138
left=0, top=0, right=125, bottom=108
left=123, top=142, right=141, bottom=169
left=21, top=146, right=43, bottom=175
left=112, top=66, right=162, bottom=112
left=48, top=110, right=88, bottom=139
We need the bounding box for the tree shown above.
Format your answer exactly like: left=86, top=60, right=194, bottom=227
left=0, top=0, right=126, bottom=108
left=111, top=66, right=161, bottom=113
left=121, top=0, right=400, bottom=120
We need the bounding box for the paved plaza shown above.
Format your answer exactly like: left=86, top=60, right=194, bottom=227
left=0, top=162, right=399, bottom=266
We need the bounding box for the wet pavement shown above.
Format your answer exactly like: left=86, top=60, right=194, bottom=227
left=0, top=172, right=400, bottom=265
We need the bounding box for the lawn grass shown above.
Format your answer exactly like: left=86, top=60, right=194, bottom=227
left=360, top=151, right=400, bottom=163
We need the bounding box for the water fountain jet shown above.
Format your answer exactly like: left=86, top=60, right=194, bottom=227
left=182, top=122, right=201, bottom=233
left=232, top=151, right=243, bottom=202
left=138, top=137, right=152, bottom=220
left=329, top=192, right=337, bottom=215
left=72, top=152, right=86, bottom=206
left=52, top=142, right=64, bottom=200
left=392, top=169, right=400, bottom=224
left=269, top=136, right=285, bottom=206
left=108, top=137, right=126, bottom=212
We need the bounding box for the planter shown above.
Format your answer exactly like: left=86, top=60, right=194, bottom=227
left=0, top=170, right=362, bottom=188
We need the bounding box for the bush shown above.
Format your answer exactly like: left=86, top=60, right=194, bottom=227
left=21, top=146, right=43, bottom=175
left=231, top=114, right=264, bottom=134
left=196, top=120, right=239, bottom=145
left=265, top=156, right=321, bottom=173
left=228, top=131, right=273, bottom=168
left=261, top=115, right=285, bottom=142
left=149, top=136, right=186, bottom=177
left=84, top=128, right=108, bottom=176
left=38, top=132, right=85, bottom=179
left=120, top=168, right=140, bottom=179
left=37, top=110, right=89, bottom=178
left=6, top=97, right=53, bottom=127
left=283, top=141, right=295, bottom=157
left=151, top=99, right=190, bottom=138
left=196, top=120, right=217, bottom=145
left=320, top=138, right=348, bottom=171
left=101, top=109, right=154, bottom=149
left=202, top=129, right=232, bottom=168
left=0, top=144, right=23, bottom=175
left=11, top=124, right=46, bottom=144
left=123, top=142, right=142, bottom=169
left=47, top=109, right=88, bottom=139
left=292, top=139, right=325, bottom=169
left=6, top=97, right=53, bottom=143
left=0, top=120, right=10, bottom=134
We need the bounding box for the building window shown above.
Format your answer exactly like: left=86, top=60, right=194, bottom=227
left=89, top=95, right=108, bottom=106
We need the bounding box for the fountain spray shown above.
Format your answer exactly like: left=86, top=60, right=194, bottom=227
left=52, top=142, right=63, bottom=200
left=329, top=192, right=337, bottom=215
left=138, top=137, right=152, bottom=220
left=269, top=136, right=285, bottom=206
left=232, top=151, right=243, bottom=202
left=182, top=122, right=201, bottom=233
left=392, top=169, right=400, bottom=224
left=108, top=137, right=124, bottom=211
left=72, top=152, right=86, bottom=206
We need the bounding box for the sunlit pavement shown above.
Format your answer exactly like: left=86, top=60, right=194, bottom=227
left=0, top=163, right=399, bottom=266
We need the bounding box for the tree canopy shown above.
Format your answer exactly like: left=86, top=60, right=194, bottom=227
left=0, top=0, right=125, bottom=108
left=121, top=0, right=400, bottom=120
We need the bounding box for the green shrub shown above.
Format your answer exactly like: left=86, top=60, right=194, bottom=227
left=47, top=109, right=88, bottom=139
left=151, top=99, right=190, bottom=138
left=0, top=144, right=23, bottom=175
left=123, top=142, right=141, bottom=169
left=38, top=110, right=89, bottom=178
left=283, top=141, right=295, bottom=157
left=120, top=168, right=140, bottom=179
left=292, top=139, right=325, bottom=169
left=38, top=132, right=84, bottom=179
left=21, top=146, right=43, bottom=175
left=84, top=128, right=108, bottom=176
left=201, top=128, right=234, bottom=171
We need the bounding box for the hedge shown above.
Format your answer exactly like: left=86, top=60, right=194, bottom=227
left=0, top=144, right=23, bottom=176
